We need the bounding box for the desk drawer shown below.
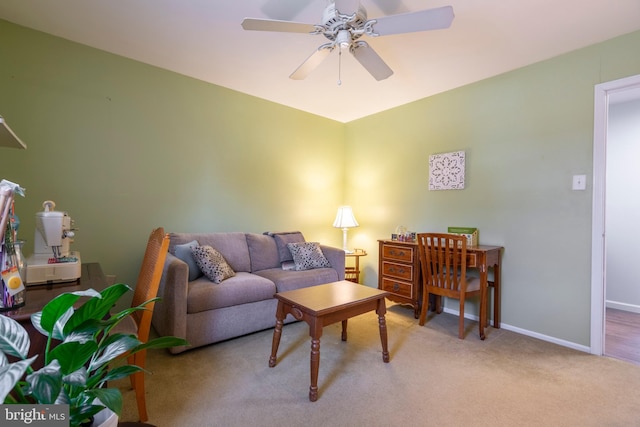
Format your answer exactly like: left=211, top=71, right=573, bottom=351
left=382, top=244, right=415, bottom=263
left=466, top=253, right=477, bottom=268
left=382, top=261, right=413, bottom=281
left=381, top=277, right=413, bottom=298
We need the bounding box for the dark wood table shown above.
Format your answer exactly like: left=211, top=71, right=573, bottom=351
left=3, top=263, right=107, bottom=369
left=269, top=280, right=390, bottom=401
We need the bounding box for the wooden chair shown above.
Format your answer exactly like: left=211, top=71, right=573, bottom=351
left=116, top=227, right=170, bottom=422
left=416, top=233, right=487, bottom=340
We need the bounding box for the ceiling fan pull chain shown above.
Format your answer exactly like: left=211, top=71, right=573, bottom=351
left=337, top=49, right=342, bottom=86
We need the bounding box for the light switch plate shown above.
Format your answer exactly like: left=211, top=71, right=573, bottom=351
left=572, top=174, right=587, bottom=190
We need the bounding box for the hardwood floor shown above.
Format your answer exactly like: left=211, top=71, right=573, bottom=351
left=605, top=308, right=640, bottom=365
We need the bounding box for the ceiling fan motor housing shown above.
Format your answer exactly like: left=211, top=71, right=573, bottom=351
left=321, top=3, right=367, bottom=43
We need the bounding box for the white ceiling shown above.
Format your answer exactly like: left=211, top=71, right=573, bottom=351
left=1, top=0, right=639, bottom=122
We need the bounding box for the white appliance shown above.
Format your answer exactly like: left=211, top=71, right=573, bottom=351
left=26, top=200, right=81, bottom=285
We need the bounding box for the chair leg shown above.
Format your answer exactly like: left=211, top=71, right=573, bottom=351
left=132, top=370, right=148, bottom=422
left=419, top=290, right=429, bottom=326
left=458, top=299, right=465, bottom=339
left=131, top=351, right=149, bottom=422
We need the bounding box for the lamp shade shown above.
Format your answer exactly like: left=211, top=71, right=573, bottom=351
left=333, top=206, right=359, bottom=229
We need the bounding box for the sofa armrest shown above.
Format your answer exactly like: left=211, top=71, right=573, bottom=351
left=320, top=245, right=345, bottom=281
left=152, top=252, right=190, bottom=354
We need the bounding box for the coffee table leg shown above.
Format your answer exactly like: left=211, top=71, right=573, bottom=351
left=309, top=322, right=322, bottom=402
left=269, top=302, right=285, bottom=368
left=309, top=337, right=320, bottom=402
left=341, top=319, right=348, bottom=341
left=377, top=299, right=390, bottom=363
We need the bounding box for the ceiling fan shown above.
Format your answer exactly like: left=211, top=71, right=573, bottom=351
left=241, top=0, right=454, bottom=82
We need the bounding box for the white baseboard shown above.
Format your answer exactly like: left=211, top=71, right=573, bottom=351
left=442, top=307, right=591, bottom=353
left=605, top=300, right=640, bottom=313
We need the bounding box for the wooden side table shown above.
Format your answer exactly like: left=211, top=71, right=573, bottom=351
left=345, top=249, right=367, bottom=283
left=3, top=263, right=107, bottom=369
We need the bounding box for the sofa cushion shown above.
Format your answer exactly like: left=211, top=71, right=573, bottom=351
left=246, top=233, right=280, bottom=272
left=174, top=240, right=202, bottom=281
left=255, top=267, right=339, bottom=293
left=192, top=245, right=236, bottom=284
left=267, top=231, right=305, bottom=263
left=287, top=242, right=331, bottom=271
left=170, top=232, right=251, bottom=272
left=187, top=272, right=277, bottom=312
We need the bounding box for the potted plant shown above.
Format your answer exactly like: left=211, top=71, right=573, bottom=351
left=0, top=283, right=187, bottom=427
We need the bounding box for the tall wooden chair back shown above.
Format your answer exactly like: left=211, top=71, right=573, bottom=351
left=416, top=233, right=486, bottom=340
left=130, top=227, right=170, bottom=344
left=121, top=227, right=170, bottom=422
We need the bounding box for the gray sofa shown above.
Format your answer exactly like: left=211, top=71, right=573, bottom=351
left=151, top=231, right=345, bottom=354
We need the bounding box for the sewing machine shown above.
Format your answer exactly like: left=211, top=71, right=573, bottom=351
left=25, top=200, right=81, bottom=285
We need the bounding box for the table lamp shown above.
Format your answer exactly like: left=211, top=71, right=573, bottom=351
left=333, top=205, right=359, bottom=253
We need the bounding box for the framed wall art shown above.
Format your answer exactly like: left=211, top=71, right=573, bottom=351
left=429, top=150, right=465, bottom=190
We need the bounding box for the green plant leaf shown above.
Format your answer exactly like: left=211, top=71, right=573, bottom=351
left=90, top=334, right=140, bottom=371
left=64, top=284, right=131, bottom=335
left=0, top=356, right=37, bottom=403
left=40, top=288, right=101, bottom=334
left=89, top=387, right=123, bottom=416
left=26, top=360, right=63, bottom=404
left=136, top=335, right=189, bottom=352
left=101, top=364, right=142, bottom=383
left=0, top=314, right=31, bottom=359
left=62, top=367, right=87, bottom=387
left=49, top=341, right=98, bottom=375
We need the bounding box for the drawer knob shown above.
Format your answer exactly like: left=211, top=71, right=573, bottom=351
left=393, top=283, right=400, bottom=292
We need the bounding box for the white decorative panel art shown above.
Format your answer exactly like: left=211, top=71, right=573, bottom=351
left=429, top=151, right=465, bottom=190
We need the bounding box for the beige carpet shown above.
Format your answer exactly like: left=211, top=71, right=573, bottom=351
left=114, top=304, right=640, bottom=427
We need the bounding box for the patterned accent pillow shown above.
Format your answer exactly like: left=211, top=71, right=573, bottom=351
left=191, top=245, right=236, bottom=284
left=287, top=242, right=331, bottom=271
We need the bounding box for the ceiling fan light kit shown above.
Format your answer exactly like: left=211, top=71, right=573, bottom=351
left=242, top=1, right=454, bottom=82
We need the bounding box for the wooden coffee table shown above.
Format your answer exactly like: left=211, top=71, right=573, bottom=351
left=268, top=280, right=390, bottom=401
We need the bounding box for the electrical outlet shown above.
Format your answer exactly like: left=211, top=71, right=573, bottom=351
left=572, top=174, right=587, bottom=190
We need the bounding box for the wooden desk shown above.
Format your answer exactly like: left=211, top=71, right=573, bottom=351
left=3, top=263, right=107, bottom=369
left=465, top=245, right=503, bottom=328
left=378, top=240, right=503, bottom=328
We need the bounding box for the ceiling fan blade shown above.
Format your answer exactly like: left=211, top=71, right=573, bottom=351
left=290, top=46, right=333, bottom=80
left=241, top=18, right=317, bottom=34
left=368, top=6, right=454, bottom=36
left=350, top=42, right=393, bottom=81
left=335, top=0, right=361, bottom=15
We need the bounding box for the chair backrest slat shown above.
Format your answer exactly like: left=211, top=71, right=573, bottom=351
left=417, top=232, right=468, bottom=294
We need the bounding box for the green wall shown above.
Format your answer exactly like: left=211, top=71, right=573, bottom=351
left=345, top=30, right=640, bottom=346
left=0, top=20, right=346, bottom=295
left=2, top=18, right=640, bottom=347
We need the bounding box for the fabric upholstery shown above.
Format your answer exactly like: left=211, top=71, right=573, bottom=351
left=174, top=239, right=202, bottom=281
left=287, top=242, right=331, bottom=271
left=268, top=231, right=305, bottom=263
left=187, top=272, right=276, bottom=313
left=192, top=245, right=236, bottom=284
left=246, top=233, right=280, bottom=272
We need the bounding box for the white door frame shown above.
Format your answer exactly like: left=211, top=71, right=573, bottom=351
left=591, top=74, right=640, bottom=355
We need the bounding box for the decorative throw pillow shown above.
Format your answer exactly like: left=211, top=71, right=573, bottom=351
left=174, top=240, right=202, bottom=281
left=191, top=245, right=236, bottom=284
left=287, top=242, right=331, bottom=271
left=268, top=231, right=306, bottom=263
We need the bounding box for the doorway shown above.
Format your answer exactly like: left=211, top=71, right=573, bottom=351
left=590, top=74, right=640, bottom=357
